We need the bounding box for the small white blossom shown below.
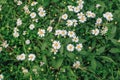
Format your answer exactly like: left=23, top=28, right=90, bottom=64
left=67, top=44, right=74, bottom=52
left=38, top=29, right=45, bottom=37
left=47, top=26, right=53, bottom=32
left=103, top=12, right=113, bottom=21
left=91, top=28, right=99, bottom=36
left=52, top=40, right=61, bottom=50
left=16, top=53, right=26, bottom=61
left=75, top=43, right=83, bottom=51
left=73, top=61, right=80, bottom=69
left=28, top=54, right=36, bottom=61
left=30, top=12, right=36, bottom=18
left=16, top=18, right=22, bottom=26
left=29, top=24, right=35, bottom=30
left=0, top=74, right=4, bottom=80
left=61, top=14, right=68, bottom=20
left=25, top=39, right=30, bottom=45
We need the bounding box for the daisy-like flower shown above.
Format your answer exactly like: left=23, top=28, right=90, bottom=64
left=61, top=30, right=67, bottom=37
left=38, top=6, right=44, bottom=11
left=16, top=18, right=22, bottom=26
left=1, top=41, right=8, bottom=48
left=13, top=31, right=19, bottom=38
left=103, top=12, right=113, bottom=21
left=72, top=36, right=79, bottom=43
left=38, top=10, right=46, bottom=17
left=86, top=11, right=96, bottom=18
left=31, top=1, right=38, bottom=6
left=25, top=39, right=30, bottom=45
left=23, top=31, right=27, bottom=35
left=29, top=24, right=35, bottom=30
left=96, top=4, right=101, bottom=8
left=47, top=26, right=53, bottom=32
left=28, top=54, right=36, bottom=61
left=72, top=19, right=78, bottom=27
left=67, top=5, right=74, bottom=11
left=17, top=0, right=22, bottom=5
left=38, top=29, right=45, bottom=37
left=75, top=43, right=83, bottom=51
left=61, top=14, right=68, bottom=20
left=91, top=28, right=99, bottom=36
left=78, top=15, right=87, bottom=23
left=95, top=18, right=102, bottom=25
left=0, top=74, right=4, bottom=80
left=51, top=48, right=58, bottom=55
left=52, top=40, right=61, bottom=50
left=66, top=20, right=73, bottom=27
left=73, top=61, right=80, bottom=69
left=74, top=6, right=80, bottom=13
left=30, top=12, right=36, bottom=18
left=55, top=30, right=61, bottom=36
left=68, top=31, right=76, bottom=38
left=101, top=26, right=108, bottom=35
left=67, top=44, right=74, bottom=52
left=22, top=67, right=28, bottom=74
left=16, top=53, right=26, bottom=61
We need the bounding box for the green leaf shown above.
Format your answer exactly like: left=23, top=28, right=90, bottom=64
left=100, top=56, right=116, bottom=64
left=53, top=58, right=63, bottom=69
left=96, top=47, right=105, bottom=55
left=109, top=48, right=120, bottom=53
left=0, top=0, right=7, bottom=4
left=42, top=55, right=47, bottom=64
left=67, top=53, right=75, bottom=59
left=91, top=59, right=97, bottom=70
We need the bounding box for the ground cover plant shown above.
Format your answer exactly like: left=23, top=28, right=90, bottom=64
left=0, top=0, right=120, bottom=80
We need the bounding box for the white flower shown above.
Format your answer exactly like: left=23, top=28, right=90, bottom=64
left=0, top=47, right=2, bottom=52
left=73, top=61, right=80, bottom=69
left=25, top=39, right=30, bottom=45
left=0, top=74, right=4, bottom=80
left=95, top=18, right=102, bottom=25
left=103, top=12, right=113, bottom=21
left=17, top=0, right=22, bottom=5
left=38, top=29, right=45, bottom=37
left=47, top=26, right=53, bottom=32
left=101, top=26, right=108, bottom=35
left=14, top=27, right=19, bottom=32
left=28, top=54, right=36, bottom=61
left=61, top=14, right=68, bottom=20
left=1, top=41, right=8, bottom=48
left=29, top=24, right=35, bottom=30
left=22, top=67, right=28, bottom=73
left=38, top=6, right=44, bottom=11
left=77, top=0, right=84, bottom=5
left=96, top=4, right=101, bottom=8
left=86, top=11, right=96, bottom=18
left=74, top=6, right=80, bottom=13
left=30, top=12, right=36, bottom=18
left=13, top=31, right=19, bottom=38
left=72, top=36, right=79, bottom=42
left=16, top=53, right=26, bottom=61
left=67, top=5, right=74, bottom=11
left=0, top=5, right=2, bottom=11
left=66, top=20, right=73, bottom=27
left=77, top=13, right=87, bottom=23
left=75, top=43, right=83, bottom=51
left=51, top=48, right=58, bottom=55
left=68, top=31, right=76, bottom=38
left=23, top=31, right=27, bottom=35
left=38, top=10, right=46, bottom=17
left=91, top=28, right=99, bottom=36
left=55, top=30, right=61, bottom=36
left=40, top=61, right=45, bottom=66
left=67, top=44, right=74, bottom=52
left=31, top=1, right=38, bottom=6
left=16, top=18, right=22, bottom=26
left=72, top=19, right=78, bottom=27
left=61, top=30, right=67, bottom=37
left=52, top=40, right=61, bottom=49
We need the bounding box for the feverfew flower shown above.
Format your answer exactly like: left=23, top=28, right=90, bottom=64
left=0, top=74, right=4, bottom=80
left=38, top=10, right=46, bottom=17
left=72, top=36, right=79, bottom=43
left=52, top=40, right=61, bottom=50
left=95, top=18, right=102, bottom=25
left=61, top=30, right=67, bottom=37
left=96, top=4, right=101, bottom=8
left=67, top=5, right=74, bottom=11
left=25, top=39, right=30, bottom=45
left=91, top=28, right=99, bottom=36
left=31, top=1, right=38, bottom=6
left=101, top=26, right=108, bottom=35
left=30, top=12, right=36, bottom=18
left=51, top=48, right=58, bottom=54
left=16, top=18, right=22, bottom=26
left=38, top=29, right=45, bottom=37
left=66, top=20, right=73, bottom=27
left=28, top=54, right=36, bottom=61
left=68, top=31, right=76, bottom=38
left=75, top=43, right=83, bottom=51
left=29, top=24, right=35, bottom=30
left=47, top=26, right=53, bottom=32
left=38, top=6, right=44, bottom=11
left=86, top=11, right=96, bottom=18
left=1, top=41, right=8, bottom=48
left=61, top=14, right=68, bottom=20
left=73, top=61, right=80, bottom=69
left=13, top=31, right=19, bottom=38
left=22, top=67, right=28, bottom=74
left=74, top=6, right=80, bottom=13
left=55, top=30, right=61, bottom=36
left=67, top=44, right=74, bottom=52
left=16, top=53, right=26, bottom=61
left=17, top=0, right=22, bottom=5
left=77, top=12, right=86, bottom=23
left=103, top=12, right=113, bottom=21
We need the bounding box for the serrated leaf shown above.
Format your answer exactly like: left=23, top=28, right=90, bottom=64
left=53, top=58, right=63, bottom=69
left=96, top=47, right=105, bottom=55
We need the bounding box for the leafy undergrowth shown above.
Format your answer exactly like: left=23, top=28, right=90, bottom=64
left=0, top=0, right=120, bottom=80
